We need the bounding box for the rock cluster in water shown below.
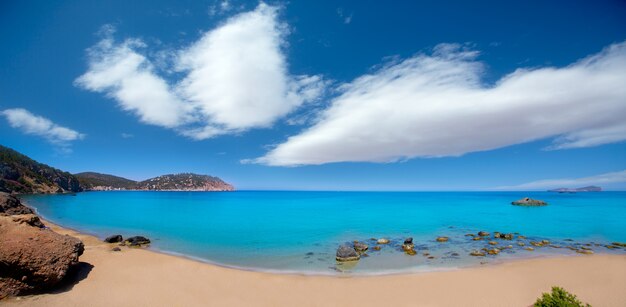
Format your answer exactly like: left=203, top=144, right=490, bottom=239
left=334, top=228, right=626, bottom=265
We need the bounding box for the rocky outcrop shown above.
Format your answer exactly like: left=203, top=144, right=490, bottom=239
left=0, top=215, right=84, bottom=298
left=0, top=192, right=33, bottom=215
left=8, top=214, right=45, bottom=228
left=512, top=197, right=547, bottom=206
left=336, top=245, right=360, bottom=262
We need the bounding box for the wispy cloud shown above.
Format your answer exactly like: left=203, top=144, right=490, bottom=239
left=494, top=170, right=626, bottom=190
left=208, top=0, right=237, bottom=16
left=2, top=108, right=85, bottom=150
left=254, top=42, right=626, bottom=166
left=76, top=3, right=326, bottom=140
left=121, top=133, right=134, bottom=138
left=336, top=8, right=353, bottom=24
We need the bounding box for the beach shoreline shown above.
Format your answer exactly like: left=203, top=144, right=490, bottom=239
left=3, top=219, right=626, bottom=307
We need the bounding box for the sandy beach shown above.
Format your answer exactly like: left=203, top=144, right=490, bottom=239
left=2, top=221, right=624, bottom=307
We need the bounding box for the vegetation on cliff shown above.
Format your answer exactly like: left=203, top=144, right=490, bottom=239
left=135, top=173, right=234, bottom=191
left=74, top=172, right=137, bottom=190
left=0, top=145, right=233, bottom=193
left=0, top=145, right=82, bottom=194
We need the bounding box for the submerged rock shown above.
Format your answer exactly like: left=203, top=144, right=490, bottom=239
left=576, top=249, right=594, bottom=255
left=488, top=241, right=498, bottom=245
left=472, top=236, right=483, bottom=241
left=487, top=248, right=500, bottom=255
left=436, top=236, right=449, bottom=242
left=400, top=237, right=413, bottom=250
left=336, top=245, right=360, bottom=262
left=377, top=238, right=390, bottom=244
left=353, top=242, right=368, bottom=253
left=470, top=250, right=486, bottom=257
left=478, top=231, right=490, bottom=237
left=405, top=249, right=417, bottom=256
left=372, top=246, right=381, bottom=251
left=525, top=247, right=535, bottom=251
left=104, top=234, right=123, bottom=243
left=511, top=197, right=547, bottom=206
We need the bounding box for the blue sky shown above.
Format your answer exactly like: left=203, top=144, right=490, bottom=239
left=1, top=0, right=626, bottom=190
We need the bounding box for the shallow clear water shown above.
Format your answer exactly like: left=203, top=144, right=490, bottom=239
left=23, top=191, right=626, bottom=275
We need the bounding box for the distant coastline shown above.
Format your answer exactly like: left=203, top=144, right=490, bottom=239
left=0, top=145, right=234, bottom=194
left=548, top=186, right=602, bottom=193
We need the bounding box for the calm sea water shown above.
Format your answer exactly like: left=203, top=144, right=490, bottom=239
left=23, top=191, right=626, bottom=275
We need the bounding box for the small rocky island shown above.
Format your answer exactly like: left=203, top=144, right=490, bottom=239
left=511, top=197, right=547, bottom=206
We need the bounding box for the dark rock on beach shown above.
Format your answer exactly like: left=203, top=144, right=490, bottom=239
left=336, top=245, right=360, bottom=262
left=123, top=236, right=151, bottom=246
left=104, top=234, right=123, bottom=243
left=511, top=197, right=547, bottom=206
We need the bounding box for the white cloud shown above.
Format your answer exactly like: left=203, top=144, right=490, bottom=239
left=76, top=4, right=325, bottom=139
left=121, top=133, right=134, bottom=138
left=254, top=42, right=626, bottom=166
left=494, top=170, right=626, bottom=191
left=75, top=38, right=191, bottom=128
left=2, top=108, right=85, bottom=148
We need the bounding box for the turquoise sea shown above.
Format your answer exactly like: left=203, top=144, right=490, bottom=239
left=23, top=191, right=626, bottom=275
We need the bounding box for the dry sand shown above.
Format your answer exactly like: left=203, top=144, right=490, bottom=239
left=4, top=222, right=626, bottom=307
